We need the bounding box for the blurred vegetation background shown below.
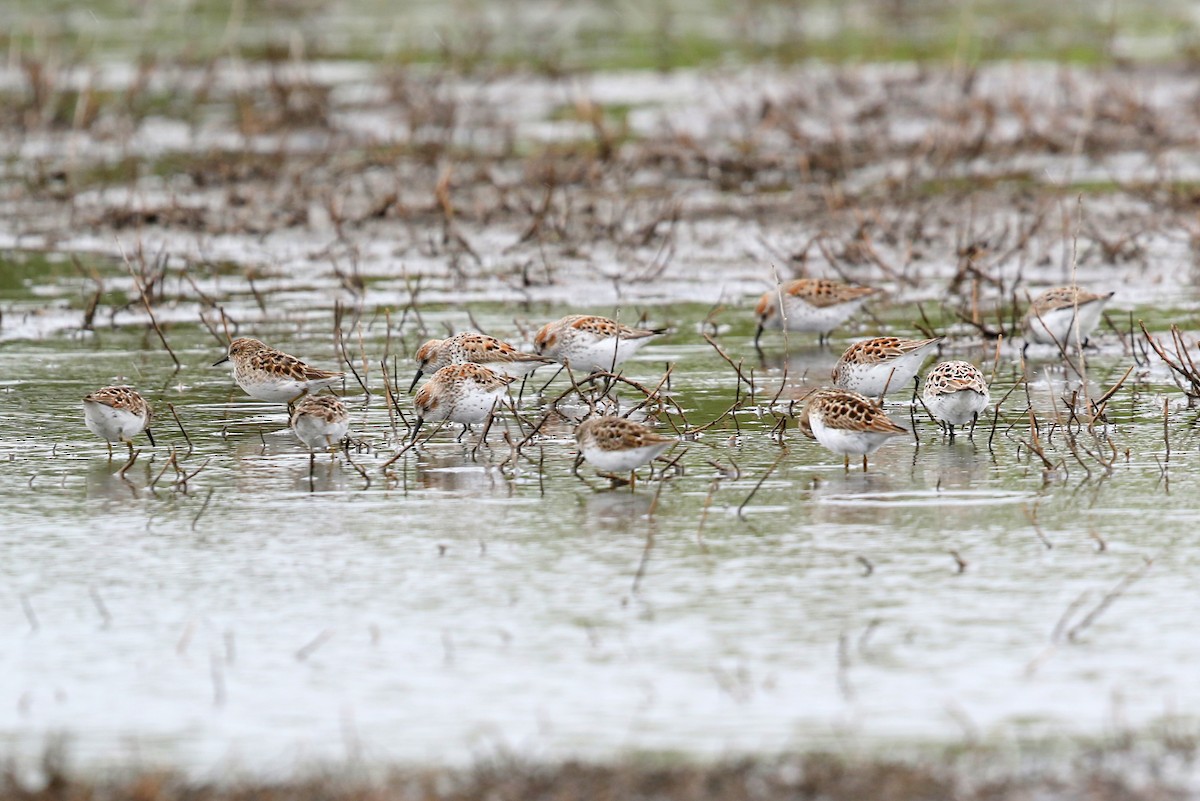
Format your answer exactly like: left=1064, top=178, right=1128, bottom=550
left=5, top=0, right=1200, bottom=70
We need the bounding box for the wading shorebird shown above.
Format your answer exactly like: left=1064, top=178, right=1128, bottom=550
left=754, top=278, right=880, bottom=348
left=412, top=363, right=515, bottom=441
left=290, top=394, right=350, bottom=453
left=408, top=332, right=553, bottom=392
left=798, top=388, right=907, bottom=472
left=922, top=360, right=990, bottom=439
left=573, top=415, right=676, bottom=487
left=832, top=336, right=941, bottom=398
left=83, top=386, right=154, bottom=458
left=534, top=315, right=663, bottom=374
left=1023, top=286, right=1114, bottom=350
left=214, top=337, right=345, bottom=404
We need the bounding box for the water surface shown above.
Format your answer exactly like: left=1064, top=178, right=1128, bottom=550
left=1, top=255, right=1195, bottom=776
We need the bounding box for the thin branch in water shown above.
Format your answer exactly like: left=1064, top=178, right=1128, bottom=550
left=192, top=488, right=215, bottom=532
left=116, top=238, right=181, bottom=369
left=1023, top=503, right=1053, bottom=549
left=737, top=449, right=787, bottom=520
left=1066, top=558, right=1154, bottom=643
left=167, top=403, right=193, bottom=458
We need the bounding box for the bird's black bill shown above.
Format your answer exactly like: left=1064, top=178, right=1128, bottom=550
left=753, top=324, right=764, bottom=351
left=410, top=418, right=424, bottom=443
left=407, top=370, right=423, bottom=393
left=212, top=356, right=229, bottom=366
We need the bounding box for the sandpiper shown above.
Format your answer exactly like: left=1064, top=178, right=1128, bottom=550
left=412, top=363, right=515, bottom=440
left=1023, top=287, right=1114, bottom=349
left=409, top=332, right=553, bottom=391
left=290, top=395, right=350, bottom=452
left=574, top=415, right=676, bottom=486
left=534, top=315, right=663, bottom=374
left=754, top=278, right=879, bottom=347
left=922, top=360, right=990, bottom=438
left=832, top=336, right=941, bottom=398
left=214, top=337, right=345, bottom=404
left=83, top=386, right=154, bottom=458
left=798, top=388, right=907, bottom=471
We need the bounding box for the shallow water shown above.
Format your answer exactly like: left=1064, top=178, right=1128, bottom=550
left=1, top=250, right=1198, bottom=776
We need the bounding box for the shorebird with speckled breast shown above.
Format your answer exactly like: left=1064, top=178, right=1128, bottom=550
left=754, top=278, right=880, bottom=348
left=922, top=360, right=990, bottom=438
left=832, top=336, right=941, bottom=398
left=412, top=363, right=515, bottom=441
left=798, top=388, right=907, bottom=471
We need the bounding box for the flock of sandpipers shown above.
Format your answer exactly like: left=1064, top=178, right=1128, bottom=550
left=81, top=280, right=1115, bottom=479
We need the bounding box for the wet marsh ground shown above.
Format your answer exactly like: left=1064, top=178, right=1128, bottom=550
left=7, top=1, right=1200, bottom=797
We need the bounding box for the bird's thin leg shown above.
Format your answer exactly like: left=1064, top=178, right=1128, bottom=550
left=948, top=423, right=956, bottom=441
left=862, top=455, right=869, bottom=472
left=969, top=412, right=979, bottom=439
left=843, top=455, right=850, bottom=472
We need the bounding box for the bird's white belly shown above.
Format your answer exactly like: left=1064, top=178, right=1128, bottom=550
left=428, top=389, right=505, bottom=425
left=581, top=441, right=670, bottom=472
left=293, top=417, right=349, bottom=450
left=810, top=418, right=896, bottom=456
left=83, top=402, right=143, bottom=442
left=778, top=296, right=868, bottom=333
left=926, top=389, right=989, bottom=426
left=1026, top=303, right=1105, bottom=346
left=838, top=355, right=925, bottom=397
left=562, top=338, right=647, bottom=373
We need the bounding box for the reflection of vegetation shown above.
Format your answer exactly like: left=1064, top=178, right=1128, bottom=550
left=3, top=0, right=1198, bottom=69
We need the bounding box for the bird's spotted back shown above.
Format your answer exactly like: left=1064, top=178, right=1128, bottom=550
left=84, top=386, right=150, bottom=418
left=1027, top=286, right=1114, bottom=314
left=784, top=278, right=878, bottom=309
left=292, top=394, right=348, bottom=423
left=838, top=336, right=939, bottom=366
left=576, top=416, right=674, bottom=451
left=247, top=348, right=342, bottom=382
left=802, top=389, right=906, bottom=435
